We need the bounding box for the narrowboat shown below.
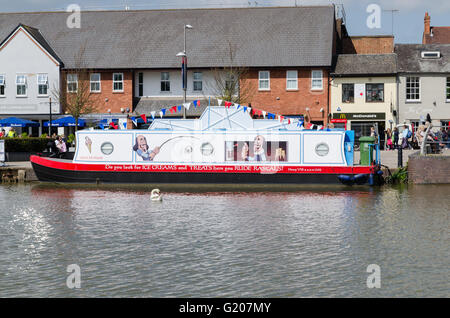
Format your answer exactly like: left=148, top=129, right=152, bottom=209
left=30, top=107, right=382, bottom=185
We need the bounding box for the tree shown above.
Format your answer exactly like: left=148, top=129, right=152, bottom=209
left=207, top=41, right=255, bottom=105
left=53, top=44, right=98, bottom=134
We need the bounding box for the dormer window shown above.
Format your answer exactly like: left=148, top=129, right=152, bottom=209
left=421, top=51, right=441, bottom=59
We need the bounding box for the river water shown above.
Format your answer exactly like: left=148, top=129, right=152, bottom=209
left=0, top=183, right=448, bottom=297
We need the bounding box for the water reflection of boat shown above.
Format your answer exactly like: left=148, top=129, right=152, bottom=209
left=31, top=107, right=382, bottom=185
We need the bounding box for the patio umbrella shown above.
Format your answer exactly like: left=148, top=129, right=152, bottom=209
left=43, top=116, right=86, bottom=127
left=0, top=117, right=40, bottom=127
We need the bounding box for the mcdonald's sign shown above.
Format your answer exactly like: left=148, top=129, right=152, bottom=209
left=332, top=113, right=385, bottom=120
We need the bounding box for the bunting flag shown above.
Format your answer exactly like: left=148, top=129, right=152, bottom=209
left=99, top=124, right=105, bottom=130
left=109, top=122, right=118, bottom=130
left=123, top=122, right=127, bottom=129
left=317, top=125, right=323, bottom=130
left=129, top=98, right=309, bottom=130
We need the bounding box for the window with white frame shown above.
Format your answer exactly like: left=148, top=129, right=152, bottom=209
left=406, top=77, right=420, bottom=101
left=37, top=74, right=48, bottom=96
left=16, top=75, right=27, bottom=96
left=446, top=77, right=450, bottom=101
left=286, top=70, right=298, bottom=90
left=259, top=71, right=270, bottom=90
left=161, top=72, right=170, bottom=92
left=113, top=73, right=124, bottom=92
left=0, top=75, right=5, bottom=96
left=193, top=72, right=202, bottom=91
left=90, top=73, right=101, bottom=93
left=311, top=70, right=323, bottom=90
left=67, top=74, right=78, bottom=93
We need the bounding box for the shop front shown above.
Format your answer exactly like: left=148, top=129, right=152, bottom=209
left=332, top=113, right=386, bottom=148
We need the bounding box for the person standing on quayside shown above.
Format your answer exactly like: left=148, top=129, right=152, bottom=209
left=370, top=126, right=378, bottom=144
left=8, top=128, right=17, bottom=138
left=393, top=127, right=399, bottom=149
left=402, top=125, right=410, bottom=149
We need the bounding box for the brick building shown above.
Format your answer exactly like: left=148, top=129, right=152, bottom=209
left=0, top=5, right=343, bottom=128
left=342, top=35, right=394, bottom=54
left=423, top=12, right=450, bottom=44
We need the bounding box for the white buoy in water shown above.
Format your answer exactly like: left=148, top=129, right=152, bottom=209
left=151, top=189, right=162, bottom=201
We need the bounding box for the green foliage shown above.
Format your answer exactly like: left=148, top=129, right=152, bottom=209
left=2, top=137, right=52, bottom=152
left=67, top=133, right=75, bottom=144
left=41, top=133, right=48, bottom=138
left=386, top=166, right=408, bottom=184
left=21, top=132, right=28, bottom=138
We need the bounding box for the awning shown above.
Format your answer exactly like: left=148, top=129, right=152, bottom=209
left=0, top=117, right=40, bottom=127
left=43, top=116, right=86, bottom=127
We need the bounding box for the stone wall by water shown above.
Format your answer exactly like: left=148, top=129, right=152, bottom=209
left=408, top=152, right=450, bottom=184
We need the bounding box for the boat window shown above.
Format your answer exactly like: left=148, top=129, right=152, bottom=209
left=101, top=142, right=114, bottom=155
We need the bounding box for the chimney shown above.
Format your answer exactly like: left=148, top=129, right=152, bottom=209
left=424, top=12, right=431, bottom=35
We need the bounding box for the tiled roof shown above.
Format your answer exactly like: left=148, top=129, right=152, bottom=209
left=0, top=23, right=64, bottom=65
left=424, top=27, right=450, bottom=44
left=395, top=44, right=450, bottom=73
left=332, top=54, right=397, bottom=76
left=134, top=97, right=213, bottom=117
left=0, top=6, right=335, bottom=69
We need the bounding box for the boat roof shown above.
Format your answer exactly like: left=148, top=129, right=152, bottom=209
left=148, top=106, right=304, bottom=131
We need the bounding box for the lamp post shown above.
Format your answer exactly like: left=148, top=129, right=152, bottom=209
left=177, top=24, right=193, bottom=119
left=49, top=97, right=52, bottom=136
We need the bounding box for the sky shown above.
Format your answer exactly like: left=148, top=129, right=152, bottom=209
left=1, top=0, right=450, bottom=43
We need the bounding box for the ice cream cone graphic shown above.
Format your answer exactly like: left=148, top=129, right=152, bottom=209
left=85, top=136, right=92, bottom=153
